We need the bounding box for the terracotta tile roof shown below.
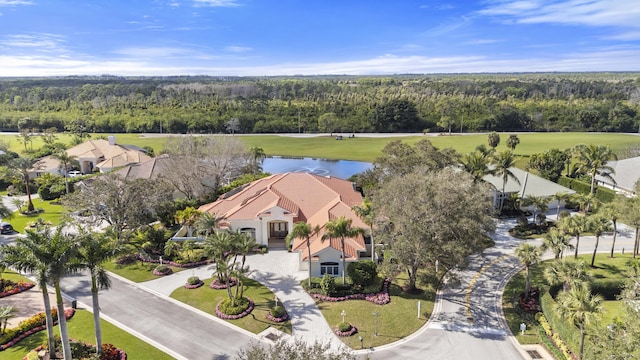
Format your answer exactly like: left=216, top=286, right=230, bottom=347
left=198, top=172, right=366, bottom=258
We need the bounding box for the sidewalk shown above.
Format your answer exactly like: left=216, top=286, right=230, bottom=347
left=141, top=249, right=345, bottom=350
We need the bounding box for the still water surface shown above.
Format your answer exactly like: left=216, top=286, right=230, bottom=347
left=262, top=156, right=372, bottom=179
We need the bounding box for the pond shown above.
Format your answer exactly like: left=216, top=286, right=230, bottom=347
left=262, top=156, right=373, bottom=179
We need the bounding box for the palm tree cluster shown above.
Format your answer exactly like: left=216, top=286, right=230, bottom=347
left=0, top=223, right=119, bottom=359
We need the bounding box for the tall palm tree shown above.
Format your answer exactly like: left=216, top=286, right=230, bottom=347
left=7, top=156, right=42, bottom=212
left=558, top=215, right=589, bottom=259
left=175, top=207, right=201, bottom=237
left=585, top=216, right=611, bottom=268
left=248, top=146, right=266, bottom=174
left=77, top=231, right=119, bottom=356
left=552, top=191, right=571, bottom=219
left=541, top=228, right=573, bottom=259
left=0, top=226, right=80, bottom=358
left=52, top=150, right=78, bottom=194
left=286, top=222, right=320, bottom=287
left=572, top=193, right=596, bottom=214
left=555, top=283, right=604, bottom=360
left=352, top=198, right=376, bottom=261
left=544, top=258, right=590, bottom=293
left=619, top=190, right=640, bottom=258
left=601, top=202, right=621, bottom=258
left=515, top=243, right=540, bottom=298
left=575, top=144, right=617, bottom=199
left=0, top=305, right=17, bottom=335
left=492, top=150, right=520, bottom=212
left=321, top=216, right=365, bottom=285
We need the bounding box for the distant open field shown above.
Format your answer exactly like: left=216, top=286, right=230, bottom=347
left=1, top=132, right=638, bottom=162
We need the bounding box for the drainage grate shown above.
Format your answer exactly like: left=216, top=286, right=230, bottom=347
left=526, top=350, right=543, bottom=359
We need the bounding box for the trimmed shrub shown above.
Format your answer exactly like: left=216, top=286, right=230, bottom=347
left=320, top=274, right=335, bottom=295
left=218, top=297, right=250, bottom=316
left=337, top=322, right=352, bottom=332
left=187, top=276, right=200, bottom=285
left=271, top=305, right=286, bottom=318
left=541, top=289, right=579, bottom=356
left=347, top=260, right=377, bottom=288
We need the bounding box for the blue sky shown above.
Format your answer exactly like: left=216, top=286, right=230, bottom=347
left=0, top=0, right=639, bottom=76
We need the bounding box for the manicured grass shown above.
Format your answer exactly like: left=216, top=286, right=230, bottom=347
left=2, top=269, right=32, bottom=283
left=504, top=252, right=634, bottom=347
left=3, top=132, right=637, bottom=163
left=0, top=309, right=174, bottom=360
left=170, top=277, right=292, bottom=335
left=7, top=198, right=66, bottom=233
left=317, top=274, right=434, bottom=349
left=102, top=260, right=185, bottom=283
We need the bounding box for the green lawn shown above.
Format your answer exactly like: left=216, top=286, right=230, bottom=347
left=504, top=252, right=635, bottom=347
left=316, top=274, right=435, bottom=349
left=2, top=132, right=637, bottom=163
left=170, top=277, right=292, bottom=335
left=7, top=198, right=66, bottom=233
left=0, top=309, right=174, bottom=360
left=102, top=260, right=186, bottom=283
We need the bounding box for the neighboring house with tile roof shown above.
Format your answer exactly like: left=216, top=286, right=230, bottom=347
left=198, top=172, right=369, bottom=277
left=32, top=136, right=151, bottom=177
left=595, top=156, right=640, bottom=195
left=483, top=167, right=575, bottom=212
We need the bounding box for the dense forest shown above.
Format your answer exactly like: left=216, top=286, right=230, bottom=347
left=0, top=73, right=639, bottom=134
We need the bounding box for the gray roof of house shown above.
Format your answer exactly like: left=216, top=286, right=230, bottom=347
left=595, top=156, right=640, bottom=192
left=483, top=167, right=574, bottom=197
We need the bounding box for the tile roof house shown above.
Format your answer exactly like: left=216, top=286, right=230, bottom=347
left=34, top=136, right=151, bottom=176
left=198, top=172, right=369, bottom=277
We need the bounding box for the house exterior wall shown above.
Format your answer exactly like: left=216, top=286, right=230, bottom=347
left=227, top=206, right=294, bottom=247
left=229, top=219, right=264, bottom=245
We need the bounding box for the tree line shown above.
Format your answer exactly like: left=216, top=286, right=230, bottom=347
left=0, top=73, right=639, bottom=134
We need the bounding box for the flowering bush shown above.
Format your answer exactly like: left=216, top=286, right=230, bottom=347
left=0, top=280, right=35, bottom=298
left=22, top=340, right=126, bottom=360
left=184, top=277, right=204, bottom=289
left=216, top=298, right=254, bottom=320
left=334, top=323, right=357, bottom=337
left=518, top=287, right=541, bottom=314
left=1, top=308, right=75, bottom=351
left=137, top=254, right=211, bottom=268
left=210, top=278, right=237, bottom=289
left=312, top=278, right=391, bottom=305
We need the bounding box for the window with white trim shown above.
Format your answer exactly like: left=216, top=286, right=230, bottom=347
left=320, top=262, right=340, bottom=276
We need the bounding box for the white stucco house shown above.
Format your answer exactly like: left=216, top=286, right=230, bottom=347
left=198, top=172, right=370, bottom=277
left=595, top=156, right=640, bottom=195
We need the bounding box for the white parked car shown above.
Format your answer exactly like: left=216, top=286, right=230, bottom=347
left=67, top=170, right=82, bottom=178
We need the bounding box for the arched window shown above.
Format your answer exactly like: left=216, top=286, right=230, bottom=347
left=320, top=262, right=339, bottom=276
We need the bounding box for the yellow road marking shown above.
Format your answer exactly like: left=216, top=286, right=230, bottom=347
left=465, top=254, right=510, bottom=323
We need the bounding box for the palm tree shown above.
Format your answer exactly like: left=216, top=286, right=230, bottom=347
left=544, top=258, right=590, bottom=293
left=52, top=150, right=78, bottom=194
left=555, top=283, right=604, bottom=359
left=572, top=193, right=596, bottom=214
left=0, top=226, right=79, bottom=358
left=558, top=215, right=589, bottom=259
left=7, top=156, right=42, bottom=212
left=506, top=134, right=520, bottom=151
left=77, top=231, right=119, bottom=356
left=601, top=202, right=621, bottom=258
left=575, top=144, right=617, bottom=200
left=248, top=146, right=266, bottom=174
left=589, top=215, right=612, bottom=267
left=321, top=216, right=365, bottom=285
left=523, top=195, right=549, bottom=225
left=515, top=243, right=540, bottom=298
left=194, top=212, right=223, bottom=238
left=459, top=150, right=493, bottom=183
left=286, top=222, right=320, bottom=287
left=541, top=228, right=573, bottom=259
left=552, top=192, right=571, bottom=219
left=0, top=305, right=17, bottom=335
left=175, top=207, right=201, bottom=237
left=352, top=198, right=376, bottom=261
left=492, top=150, right=520, bottom=212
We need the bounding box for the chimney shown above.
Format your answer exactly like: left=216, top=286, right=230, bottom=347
left=108, top=135, right=116, bottom=146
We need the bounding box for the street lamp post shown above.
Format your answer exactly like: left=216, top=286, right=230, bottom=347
left=372, top=312, right=380, bottom=336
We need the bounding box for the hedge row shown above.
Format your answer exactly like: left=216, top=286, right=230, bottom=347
left=540, top=290, right=580, bottom=356
left=557, top=176, right=617, bottom=203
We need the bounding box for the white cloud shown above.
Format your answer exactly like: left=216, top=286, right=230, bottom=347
left=464, top=39, right=501, bottom=45
left=0, top=0, right=33, bottom=5
left=479, top=0, right=640, bottom=29
left=111, top=46, right=202, bottom=58
left=224, top=46, right=251, bottom=53
left=0, top=33, right=68, bottom=53
left=192, top=0, right=241, bottom=7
